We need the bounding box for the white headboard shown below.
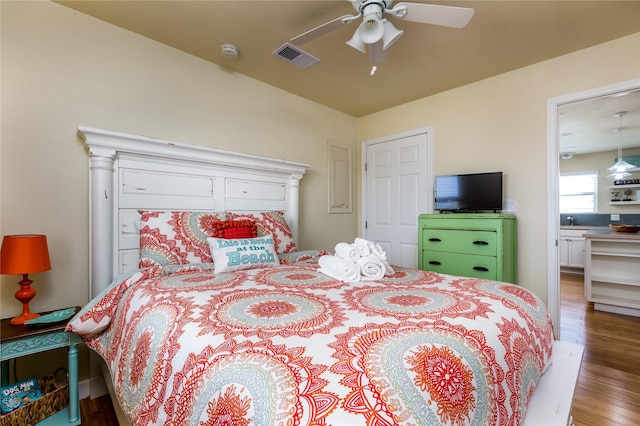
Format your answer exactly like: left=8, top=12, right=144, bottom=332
left=80, top=126, right=309, bottom=299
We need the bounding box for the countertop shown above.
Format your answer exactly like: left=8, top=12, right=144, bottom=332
left=583, top=229, right=640, bottom=240
left=561, top=226, right=640, bottom=240
left=560, top=226, right=608, bottom=230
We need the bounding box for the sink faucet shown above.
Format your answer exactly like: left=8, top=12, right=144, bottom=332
left=567, top=216, right=575, bottom=226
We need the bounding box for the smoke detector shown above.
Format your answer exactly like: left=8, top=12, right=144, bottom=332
left=221, top=44, right=239, bottom=59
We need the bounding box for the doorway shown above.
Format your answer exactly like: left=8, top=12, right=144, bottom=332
left=547, top=78, right=640, bottom=336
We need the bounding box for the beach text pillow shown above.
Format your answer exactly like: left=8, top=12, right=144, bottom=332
left=208, top=235, right=279, bottom=273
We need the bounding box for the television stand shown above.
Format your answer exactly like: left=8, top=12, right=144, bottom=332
left=418, top=213, right=517, bottom=283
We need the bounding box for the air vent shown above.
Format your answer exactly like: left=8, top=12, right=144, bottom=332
left=273, top=43, right=320, bottom=69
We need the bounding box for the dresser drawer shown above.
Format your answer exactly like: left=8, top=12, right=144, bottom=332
left=421, top=251, right=497, bottom=280
left=121, top=168, right=214, bottom=198
left=421, top=229, right=497, bottom=256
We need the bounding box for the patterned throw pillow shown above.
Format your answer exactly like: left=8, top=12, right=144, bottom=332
left=225, top=211, right=297, bottom=254
left=207, top=235, right=279, bottom=273
left=138, top=210, right=228, bottom=268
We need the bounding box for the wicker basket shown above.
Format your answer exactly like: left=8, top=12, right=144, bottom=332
left=0, top=369, right=69, bottom=426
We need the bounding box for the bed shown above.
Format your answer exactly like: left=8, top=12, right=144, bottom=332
left=68, top=126, right=583, bottom=425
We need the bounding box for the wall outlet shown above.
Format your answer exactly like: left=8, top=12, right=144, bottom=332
left=502, top=199, right=517, bottom=212
left=610, top=214, right=620, bottom=221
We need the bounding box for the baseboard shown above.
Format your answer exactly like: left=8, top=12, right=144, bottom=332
left=80, top=369, right=129, bottom=423
left=560, top=268, right=584, bottom=276
left=79, top=375, right=109, bottom=400
left=79, top=379, right=90, bottom=400
left=594, top=303, right=640, bottom=317
left=78, top=377, right=109, bottom=399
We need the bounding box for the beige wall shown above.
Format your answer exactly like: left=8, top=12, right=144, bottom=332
left=1, top=1, right=357, bottom=379
left=358, top=33, right=640, bottom=302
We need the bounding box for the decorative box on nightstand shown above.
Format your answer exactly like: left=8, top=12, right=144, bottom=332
left=0, top=307, right=81, bottom=425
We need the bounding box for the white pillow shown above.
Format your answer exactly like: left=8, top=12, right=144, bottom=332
left=208, top=235, right=279, bottom=273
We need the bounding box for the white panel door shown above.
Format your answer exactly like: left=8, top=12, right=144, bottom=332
left=364, top=130, right=432, bottom=268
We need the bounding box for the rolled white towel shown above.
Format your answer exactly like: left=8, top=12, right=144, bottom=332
left=368, top=242, right=387, bottom=260
left=318, top=255, right=360, bottom=282
left=355, top=238, right=395, bottom=276
left=357, top=255, right=386, bottom=280
left=381, top=259, right=395, bottom=276
left=354, top=237, right=371, bottom=247
left=352, top=238, right=371, bottom=257
left=335, top=242, right=360, bottom=263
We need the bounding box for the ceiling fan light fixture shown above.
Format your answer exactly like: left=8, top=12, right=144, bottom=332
left=358, top=19, right=384, bottom=44
left=382, top=19, right=403, bottom=49
left=358, top=3, right=384, bottom=44
left=346, top=30, right=368, bottom=53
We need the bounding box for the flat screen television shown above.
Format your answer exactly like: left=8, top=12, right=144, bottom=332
left=434, top=172, right=503, bottom=212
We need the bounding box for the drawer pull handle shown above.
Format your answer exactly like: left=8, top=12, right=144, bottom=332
left=473, top=266, right=489, bottom=272
left=428, top=261, right=442, bottom=266
left=428, top=238, right=441, bottom=242
left=473, top=241, right=489, bottom=246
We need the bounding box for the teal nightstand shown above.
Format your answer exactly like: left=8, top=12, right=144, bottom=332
left=1, top=307, right=81, bottom=425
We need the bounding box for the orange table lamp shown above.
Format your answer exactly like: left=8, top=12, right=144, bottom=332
left=1, top=235, right=51, bottom=325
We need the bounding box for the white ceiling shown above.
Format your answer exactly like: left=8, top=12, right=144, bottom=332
left=559, top=89, right=640, bottom=156
left=55, top=1, right=640, bottom=153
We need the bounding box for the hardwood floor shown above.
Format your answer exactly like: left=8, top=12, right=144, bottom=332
left=79, top=273, right=640, bottom=425
left=80, top=391, right=119, bottom=425
left=560, top=272, right=640, bottom=426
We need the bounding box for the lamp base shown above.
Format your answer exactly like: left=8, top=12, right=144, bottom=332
left=10, top=274, right=40, bottom=326
left=10, top=312, right=40, bottom=326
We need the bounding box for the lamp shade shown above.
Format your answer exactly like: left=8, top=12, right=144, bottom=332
left=358, top=17, right=384, bottom=44
left=1, top=234, right=51, bottom=275
left=358, top=3, right=384, bottom=45
left=382, top=19, right=403, bottom=49
left=346, top=29, right=368, bottom=53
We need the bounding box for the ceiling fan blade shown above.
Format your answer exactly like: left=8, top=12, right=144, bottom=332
left=290, top=15, right=354, bottom=45
left=394, top=2, right=474, bottom=28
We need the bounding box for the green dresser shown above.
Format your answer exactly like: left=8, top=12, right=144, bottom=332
left=418, top=213, right=517, bottom=283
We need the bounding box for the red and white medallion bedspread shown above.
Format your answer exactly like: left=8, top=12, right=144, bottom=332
left=68, top=260, right=554, bottom=426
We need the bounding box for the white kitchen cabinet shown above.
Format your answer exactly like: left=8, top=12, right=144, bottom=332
left=584, top=232, right=640, bottom=317
left=560, top=229, right=586, bottom=269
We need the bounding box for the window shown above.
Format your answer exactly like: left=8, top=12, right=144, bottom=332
left=559, top=172, right=598, bottom=213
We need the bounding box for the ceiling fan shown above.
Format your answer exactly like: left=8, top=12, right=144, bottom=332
left=289, top=0, right=474, bottom=66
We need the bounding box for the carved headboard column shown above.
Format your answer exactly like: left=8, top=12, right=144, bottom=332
left=84, top=146, right=116, bottom=299
left=286, top=174, right=302, bottom=247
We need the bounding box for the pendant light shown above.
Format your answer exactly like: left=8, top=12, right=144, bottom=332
left=607, top=111, right=635, bottom=179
